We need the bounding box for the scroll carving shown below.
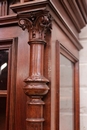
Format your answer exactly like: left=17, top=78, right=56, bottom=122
left=18, top=10, right=52, bottom=41
left=18, top=10, right=52, bottom=130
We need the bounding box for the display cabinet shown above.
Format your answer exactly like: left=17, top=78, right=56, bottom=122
left=0, top=0, right=87, bottom=130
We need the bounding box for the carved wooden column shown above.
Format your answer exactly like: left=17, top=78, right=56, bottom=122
left=18, top=10, right=52, bottom=130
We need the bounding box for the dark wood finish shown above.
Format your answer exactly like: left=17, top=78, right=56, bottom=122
left=43, top=27, right=51, bottom=130
left=74, top=62, right=80, bottom=130
left=55, top=41, right=60, bottom=130
left=0, top=39, right=13, bottom=130
left=68, top=0, right=86, bottom=28
left=60, top=0, right=81, bottom=32
left=0, top=14, right=18, bottom=26
left=18, top=10, right=52, bottom=130
left=0, top=38, right=18, bottom=130
left=8, top=38, right=18, bottom=130
left=55, top=41, right=80, bottom=130
left=0, top=0, right=85, bottom=130
left=0, top=90, right=7, bottom=97
left=10, top=0, right=86, bottom=49
left=76, top=0, right=87, bottom=23
left=60, top=0, right=86, bottom=32
left=60, top=44, right=78, bottom=63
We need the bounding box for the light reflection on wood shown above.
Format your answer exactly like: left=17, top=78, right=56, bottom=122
left=0, top=90, right=7, bottom=97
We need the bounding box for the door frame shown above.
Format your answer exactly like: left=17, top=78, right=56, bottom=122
left=55, top=40, right=80, bottom=130
left=0, top=38, right=18, bottom=130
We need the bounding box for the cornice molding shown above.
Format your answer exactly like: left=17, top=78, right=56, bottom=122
left=60, top=0, right=87, bottom=31
left=0, top=0, right=84, bottom=50
left=82, top=0, right=87, bottom=14
left=68, top=0, right=86, bottom=28
left=48, top=1, right=83, bottom=50
left=76, top=0, right=87, bottom=23
left=60, top=0, right=81, bottom=32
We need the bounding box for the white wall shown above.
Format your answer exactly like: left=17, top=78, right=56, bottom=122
left=79, top=25, right=87, bottom=130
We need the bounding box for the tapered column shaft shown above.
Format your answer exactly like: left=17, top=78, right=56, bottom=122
left=29, top=42, right=44, bottom=76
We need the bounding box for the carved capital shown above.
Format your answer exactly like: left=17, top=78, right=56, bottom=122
left=18, top=10, right=52, bottom=41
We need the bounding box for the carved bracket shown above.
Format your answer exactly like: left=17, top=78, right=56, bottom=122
left=18, top=10, right=52, bottom=130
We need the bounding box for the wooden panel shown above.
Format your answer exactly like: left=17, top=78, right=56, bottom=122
left=52, top=22, right=80, bottom=59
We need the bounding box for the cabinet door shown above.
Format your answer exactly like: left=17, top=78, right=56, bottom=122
left=55, top=41, right=80, bottom=130
left=0, top=38, right=17, bottom=130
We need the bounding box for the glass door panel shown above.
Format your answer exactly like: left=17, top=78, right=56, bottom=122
left=0, top=50, right=8, bottom=90
left=0, top=49, right=8, bottom=130
left=60, top=54, right=74, bottom=130
left=0, top=97, right=6, bottom=130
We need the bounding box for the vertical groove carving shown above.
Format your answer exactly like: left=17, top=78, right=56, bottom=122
left=0, top=0, right=7, bottom=16
left=18, top=10, right=52, bottom=130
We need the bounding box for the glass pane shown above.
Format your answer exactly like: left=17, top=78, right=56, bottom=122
left=0, top=97, right=6, bottom=130
left=0, top=49, right=8, bottom=130
left=0, top=50, right=8, bottom=90
left=60, top=54, right=74, bottom=130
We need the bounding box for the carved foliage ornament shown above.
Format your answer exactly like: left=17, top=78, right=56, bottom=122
left=18, top=10, right=52, bottom=40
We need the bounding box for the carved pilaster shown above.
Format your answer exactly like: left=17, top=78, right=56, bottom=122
left=18, top=10, right=52, bottom=130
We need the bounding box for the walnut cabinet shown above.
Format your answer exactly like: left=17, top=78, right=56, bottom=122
left=0, top=0, right=87, bottom=130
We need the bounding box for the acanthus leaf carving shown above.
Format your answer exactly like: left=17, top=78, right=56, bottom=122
left=18, top=10, right=52, bottom=40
